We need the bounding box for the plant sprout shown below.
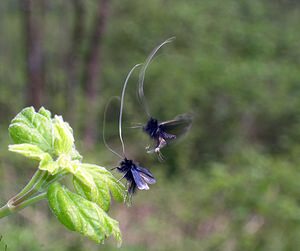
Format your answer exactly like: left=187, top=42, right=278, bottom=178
left=0, top=107, right=125, bottom=245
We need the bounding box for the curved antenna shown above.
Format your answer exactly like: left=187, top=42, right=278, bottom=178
left=103, top=96, right=123, bottom=159
left=119, top=64, right=142, bottom=156
left=138, top=37, right=175, bottom=117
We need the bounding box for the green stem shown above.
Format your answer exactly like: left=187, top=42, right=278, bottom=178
left=42, top=171, right=67, bottom=190
left=11, top=169, right=48, bottom=202
left=0, top=170, right=46, bottom=218
left=0, top=204, right=10, bottom=219
left=15, top=192, right=47, bottom=211
left=0, top=192, right=47, bottom=219
left=9, top=171, right=49, bottom=207
left=0, top=170, right=68, bottom=219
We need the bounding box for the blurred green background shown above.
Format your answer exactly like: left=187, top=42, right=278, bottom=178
left=1, top=0, right=300, bottom=250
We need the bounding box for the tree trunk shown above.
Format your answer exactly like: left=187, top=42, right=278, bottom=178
left=82, top=0, right=110, bottom=148
left=21, top=0, right=45, bottom=109
left=66, top=0, right=85, bottom=124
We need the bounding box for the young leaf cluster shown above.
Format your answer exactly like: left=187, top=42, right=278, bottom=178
left=1, top=107, right=125, bottom=245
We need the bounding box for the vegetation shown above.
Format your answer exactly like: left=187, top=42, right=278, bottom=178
left=1, top=0, right=300, bottom=250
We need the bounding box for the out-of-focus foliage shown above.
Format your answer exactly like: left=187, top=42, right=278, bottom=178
left=1, top=0, right=300, bottom=250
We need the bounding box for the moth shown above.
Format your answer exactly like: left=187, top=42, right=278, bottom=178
left=117, top=157, right=156, bottom=195
left=103, top=64, right=156, bottom=198
left=137, top=38, right=193, bottom=158
left=143, top=113, right=193, bottom=155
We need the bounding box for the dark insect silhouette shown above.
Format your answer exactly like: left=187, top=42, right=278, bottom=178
left=103, top=65, right=156, bottom=199
left=143, top=114, right=193, bottom=156
left=117, top=158, right=156, bottom=195
left=137, top=38, right=193, bottom=159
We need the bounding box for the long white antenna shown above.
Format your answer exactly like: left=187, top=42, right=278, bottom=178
left=138, top=37, right=175, bottom=117
left=119, top=64, right=142, bottom=156
left=103, top=96, right=123, bottom=159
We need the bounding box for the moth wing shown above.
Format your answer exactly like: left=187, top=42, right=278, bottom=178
left=159, top=113, right=193, bottom=138
left=128, top=181, right=137, bottom=195
left=131, top=168, right=150, bottom=190
left=136, top=166, right=156, bottom=184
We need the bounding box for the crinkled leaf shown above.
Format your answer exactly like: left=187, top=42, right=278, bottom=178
left=72, top=163, right=125, bottom=211
left=47, top=182, right=122, bottom=245
left=72, top=166, right=111, bottom=212
left=85, top=164, right=125, bottom=203
left=9, top=143, right=47, bottom=160
left=39, top=154, right=60, bottom=174
left=8, top=143, right=60, bottom=174
left=56, top=154, right=73, bottom=171
left=9, top=107, right=54, bottom=153
left=38, top=107, right=51, bottom=119
left=49, top=154, right=78, bottom=174
left=70, top=147, right=82, bottom=161
left=9, top=107, right=82, bottom=173
left=83, top=164, right=125, bottom=203
left=53, top=115, right=74, bottom=155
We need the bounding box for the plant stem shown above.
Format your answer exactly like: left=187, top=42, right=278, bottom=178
left=0, top=170, right=46, bottom=218
left=0, top=192, right=47, bottom=219
left=15, top=192, right=47, bottom=211
left=11, top=169, right=48, bottom=202
left=0, top=169, right=68, bottom=219
left=0, top=204, right=10, bottom=219
left=42, top=171, right=67, bottom=190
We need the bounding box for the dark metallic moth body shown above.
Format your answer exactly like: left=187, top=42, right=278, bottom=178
left=117, top=158, right=156, bottom=194
left=143, top=117, right=176, bottom=153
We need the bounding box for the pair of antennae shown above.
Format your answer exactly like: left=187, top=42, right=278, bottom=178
left=138, top=37, right=175, bottom=118
left=103, top=37, right=175, bottom=158
left=103, top=64, right=141, bottom=159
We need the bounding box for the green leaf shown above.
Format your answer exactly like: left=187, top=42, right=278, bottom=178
left=73, top=168, right=111, bottom=212
left=38, top=107, right=51, bottom=119
left=9, top=107, right=54, bottom=154
left=9, top=143, right=47, bottom=160
left=47, top=182, right=122, bottom=245
left=8, top=143, right=60, bottom=174
left=53, top=115, right=74, bottom=155
left=9, top=107, right=82, bottom=164
left=72, top=163, right=125, bottom=211
left=70, top=147, right=82, bottom=161
left=39, top=154, right=60, bottom=174
left=83, top=164, right=125, bottom=203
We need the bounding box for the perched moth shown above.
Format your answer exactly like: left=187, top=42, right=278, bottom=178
left=137, top=38, right=193, bottom=158
left=103, top=65, right=156, bottom=199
